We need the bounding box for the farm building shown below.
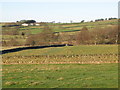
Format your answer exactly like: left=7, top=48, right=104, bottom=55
left=21, top=23, right=29, bottom=26
left=35, top=23, right=40, bottom=26
left=21, top=23, right=40, bottom=26
left=30, top=23, right=34, bottom=26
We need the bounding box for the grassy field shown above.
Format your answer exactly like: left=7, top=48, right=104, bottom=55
left=2, top=63, right=118, bottom=88
left=2, top=45, right=118, bottom=64
left=2, top=45, right=118, bottom=88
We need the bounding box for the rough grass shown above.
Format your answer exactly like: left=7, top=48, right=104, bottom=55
left=2, top=45, right=118, bottom=64
left=2, top=63, right=118, bottom=88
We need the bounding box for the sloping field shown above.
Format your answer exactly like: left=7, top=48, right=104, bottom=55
left=13, top=19, right=118, bottom=34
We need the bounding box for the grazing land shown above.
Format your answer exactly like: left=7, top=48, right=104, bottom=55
left=3, top=63, right=118, bottom=88
left=2, top=45, right=118, bottom=88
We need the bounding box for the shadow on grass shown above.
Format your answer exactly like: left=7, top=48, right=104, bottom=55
left=1, top=44, right=71, bottom=55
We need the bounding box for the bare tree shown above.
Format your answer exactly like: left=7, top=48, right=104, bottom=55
left=76, top=27, right=90, bottom=45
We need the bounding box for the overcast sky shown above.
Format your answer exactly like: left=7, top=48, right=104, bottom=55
left=0, top=0, right=119, bottom=22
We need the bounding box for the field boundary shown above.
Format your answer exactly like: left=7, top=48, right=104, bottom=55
left=3, top=54, right=118, bottom=65
left=2, top=62, right=119, bottom=65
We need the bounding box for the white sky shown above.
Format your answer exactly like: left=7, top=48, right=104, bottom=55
left=0, top=0, right=119, bottom=3
left=0, top=0, right=119, bottom=22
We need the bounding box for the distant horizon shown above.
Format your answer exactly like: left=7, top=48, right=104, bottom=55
left=0, top=17, right=118, bottom=23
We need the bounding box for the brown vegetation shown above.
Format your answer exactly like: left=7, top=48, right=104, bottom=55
left=76, top=25, right=118, bottom=45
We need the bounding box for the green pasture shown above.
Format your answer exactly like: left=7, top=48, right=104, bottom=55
left=15, top=19, right=118, bottom=34
left=2, top=45, right=118, bottom=88
left=3, top=63, right=118, bottom=88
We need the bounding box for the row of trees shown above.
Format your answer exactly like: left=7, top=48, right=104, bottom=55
left=17, top=20, right=36, bottom=24
left=94, top=18, right=117, bottom=22
left=70, top=18, right=117, bottom=23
